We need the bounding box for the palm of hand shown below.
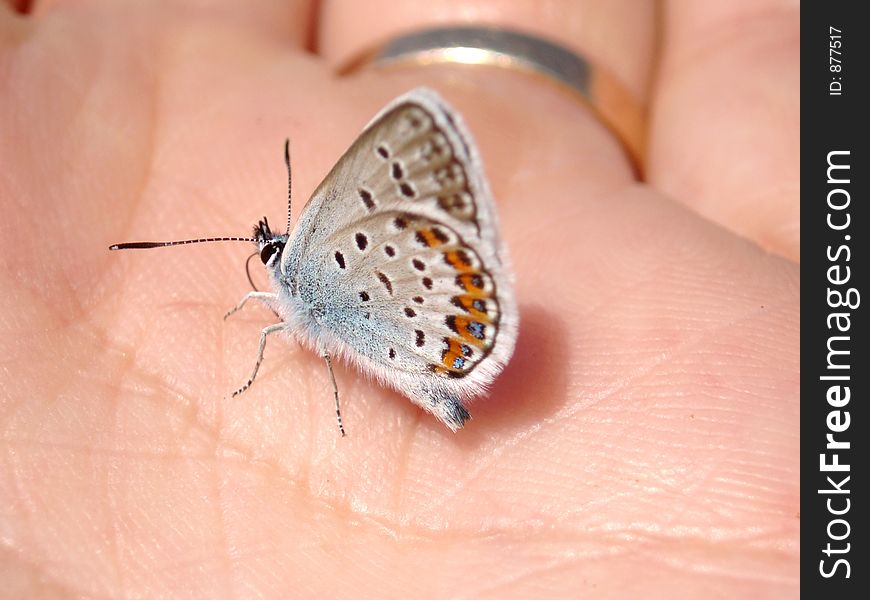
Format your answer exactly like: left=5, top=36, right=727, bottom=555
left=0, top=3, right=798, bottom=597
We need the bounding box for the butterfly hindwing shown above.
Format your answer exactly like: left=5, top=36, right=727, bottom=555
left=281, top=88, right=517, bottom=428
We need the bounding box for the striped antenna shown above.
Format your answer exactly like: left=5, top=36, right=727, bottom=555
left=109, top=236, right=256, bottom=251
left=284, top=139, right=292, bottom=233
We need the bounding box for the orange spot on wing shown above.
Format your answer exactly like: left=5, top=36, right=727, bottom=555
left=453, top=295, right=491, bottom=321
left=452, top=316, right=488, bottom=348
left=456, top=273, right=487, bottom=294
left=440, top=338, right=466, bottom=370
left=444, top=250, right=474, bottom=272
left=416, top=228, right=448, bottom=248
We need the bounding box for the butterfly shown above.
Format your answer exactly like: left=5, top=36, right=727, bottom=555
left=111, top=88, right=518, bottom=435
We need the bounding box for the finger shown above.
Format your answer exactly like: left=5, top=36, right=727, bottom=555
left=25, top=0, right=315, bottom=48
left=319, top=0, right=655, bottom=97
left=317, top=0, right=656, bottom=171
left=647, top=1, right=799, bottom=261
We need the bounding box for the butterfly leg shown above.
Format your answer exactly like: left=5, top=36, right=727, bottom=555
left=231, top=322, right=285, bottom=397
left=322, top=353, right=346, bottom=437
left=224, top=292, right=278, bottom=320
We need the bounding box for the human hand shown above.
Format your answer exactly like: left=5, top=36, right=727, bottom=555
left=0, top=1, right=798, bottom=597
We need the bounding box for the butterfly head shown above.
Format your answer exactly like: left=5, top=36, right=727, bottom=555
left=253, top=216, right=287, bottom=267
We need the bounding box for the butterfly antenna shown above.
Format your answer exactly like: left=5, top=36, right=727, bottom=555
left=109, top=236, right=256, bottom=251
left=284, top=139, right=292, bottom=234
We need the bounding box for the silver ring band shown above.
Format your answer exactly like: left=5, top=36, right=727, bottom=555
left=374, top=27, right=591, bottom=99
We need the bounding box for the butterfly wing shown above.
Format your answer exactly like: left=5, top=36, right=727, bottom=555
left=282, top=88, right=517, bottom=430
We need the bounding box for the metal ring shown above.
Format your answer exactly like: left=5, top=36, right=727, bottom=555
left=340, top=26, right=645, bottom=169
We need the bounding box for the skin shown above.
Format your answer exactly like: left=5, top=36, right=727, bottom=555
left=0, top=0, right=798, bottom=597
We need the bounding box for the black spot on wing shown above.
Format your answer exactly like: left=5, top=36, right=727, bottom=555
left=431, top=227, right=449, bottom=244
left=377, top=272, right=393, bottom=295
left=400, top=182, right=416, bottom=198
left=359, top=188, right=374, bottom=210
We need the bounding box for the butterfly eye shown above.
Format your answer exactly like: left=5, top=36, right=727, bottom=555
left=260, top=242, right=280, bottom=265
